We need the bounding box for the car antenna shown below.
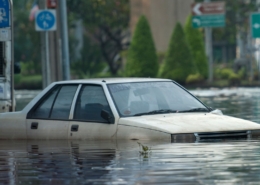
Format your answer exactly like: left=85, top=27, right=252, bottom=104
left=102, top=80, right=106, bottom=83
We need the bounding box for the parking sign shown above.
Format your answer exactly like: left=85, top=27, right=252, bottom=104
left=35, top=10, right=56, bottom=31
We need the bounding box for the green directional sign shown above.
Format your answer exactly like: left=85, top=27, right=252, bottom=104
left=251, top=13, right=260, bottom=38
left=192, top=15, right=225, bottom=28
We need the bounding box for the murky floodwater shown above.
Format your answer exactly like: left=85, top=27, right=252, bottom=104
left=4, top=88, right=260, bottom=184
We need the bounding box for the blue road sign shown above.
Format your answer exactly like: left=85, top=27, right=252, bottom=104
left=0, top=0, right=10, bottom=28
left=35, top=10, right=56, bottom=31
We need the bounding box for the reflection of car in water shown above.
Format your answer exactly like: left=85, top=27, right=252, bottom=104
left=0, top=78, right=260, bottom=141
left=0, top=140, right=117, bottom=184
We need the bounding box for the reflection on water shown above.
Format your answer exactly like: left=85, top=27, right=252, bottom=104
left=1, top=140, right=260, bottom=184
left=8, top=88, right=260, bottom=184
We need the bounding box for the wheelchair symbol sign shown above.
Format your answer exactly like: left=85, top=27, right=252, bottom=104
left=35, top=10, right=56, bottom=31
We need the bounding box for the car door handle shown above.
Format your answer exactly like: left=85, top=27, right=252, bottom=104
left=71, top=125, right=79, bottom=132
left=31, top=122, right=38, bottom=129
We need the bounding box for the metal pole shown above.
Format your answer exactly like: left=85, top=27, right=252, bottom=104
left=45, top=31, right=51, bottom=85
left=59, top=0, right=70, bottom=80
left=249, top=29, right=254, bottom=82
left=204, top=0, right=213, bottom=83
left=10, top=0, right=14, bottom=111
left=39, top=0, right=47, bottom=88
left=205, top=27, right=213, bottom=82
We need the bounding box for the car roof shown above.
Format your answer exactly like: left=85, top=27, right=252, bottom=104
left=53, top=78, right=173, bottom=85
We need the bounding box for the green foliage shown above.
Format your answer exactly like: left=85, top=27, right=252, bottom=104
left=238, top=67, right=246, bottom=79
left=14, top=74, right=42, bottom=90
left=13, top=0, right=41, bottom=74
left=125, top=15, right=158, bottom=77
left=67, top=0, right=129, bottom=30
left=67, top=0, right=130, bottom=75
left=228, top=73, right=241, bottom=86
left=20, top=61, right=40, bottom=75
left=70, top=36, right=106, bottom=78
left=157, top=52, right=166, bottom=77
left=138, top=142, right=151, bottom=156
left=215, top=68, right=234, bottom=80
left=214, top=67, right=241, bottom=85
left=186, top=73, right=204, bottom=85
left=160, top=22, right=196, bottom=84
left=184, top=15, right=208, bottom=79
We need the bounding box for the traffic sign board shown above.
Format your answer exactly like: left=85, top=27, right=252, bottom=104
left=35, top=10, right=56, bottom=31
left=192, top=2, right=225, bottom=15
left=0, top=0, right=10, bottom=28
left=251, top=13, right=260, bottom=38
left=191, top=2, right=225, bottom=28
left=192, top=14, right=225, bottom=28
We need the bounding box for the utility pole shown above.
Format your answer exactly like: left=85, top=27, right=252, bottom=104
left=59, top=0, right=70, bottom=80
left=39, top=0, right=50, bottom=88
left=204, top=0, right=213, bottom=83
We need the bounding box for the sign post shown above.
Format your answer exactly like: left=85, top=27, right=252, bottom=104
left=0, top=0, right=14, bottom=112
left=0, top=0, right=11, bottom=41
left=35, top=10, right=56, bottom=86
left=191, top=1, right=225, bottom=83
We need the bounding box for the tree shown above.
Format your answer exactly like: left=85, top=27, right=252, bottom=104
left=13, top=0, right=41, bottom=74
left=67, top=0, right=130, bottom=75
left=184, top=15, right=208, bottom=79
left=125, top=15, right=158, bottom=77
left=70, top=35, right=105, bottom=78
left=160, top=22, right=196, bottom=84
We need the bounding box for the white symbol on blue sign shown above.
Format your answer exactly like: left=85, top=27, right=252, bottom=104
left=0, top=0, right=10, bottom=28
left=35, top=10, right=56, bottom=31
left=0, top=8, right=7, bottom=23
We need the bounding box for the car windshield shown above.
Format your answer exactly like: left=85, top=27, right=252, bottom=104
left=108, top=81, right=208, bottom=117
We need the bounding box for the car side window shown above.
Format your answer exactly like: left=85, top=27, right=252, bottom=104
left=50, top=85, right=78, bottom=119
left=74, top=85, right=112, bottom=123
left=28, top=85, right=78, bottom=120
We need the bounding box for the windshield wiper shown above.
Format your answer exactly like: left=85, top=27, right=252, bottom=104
left=179, top=108, right=209, bottom=113
left=133, top=109, right=177, bottom=116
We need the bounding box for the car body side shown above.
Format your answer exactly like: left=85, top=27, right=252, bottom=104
left=1, top=79, right=260, bottom=140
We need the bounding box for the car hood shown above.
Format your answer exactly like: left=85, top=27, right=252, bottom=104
left=118, top=112, right=260, bottom=134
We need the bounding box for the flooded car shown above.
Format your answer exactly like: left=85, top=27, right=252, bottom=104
left=1, top=78, right=260, bottom=141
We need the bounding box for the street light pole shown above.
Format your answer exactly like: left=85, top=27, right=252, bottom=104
left=59, top=0, right=70, bottom=80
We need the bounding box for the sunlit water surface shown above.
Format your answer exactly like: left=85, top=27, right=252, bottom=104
left=3, top=88, right=260, bottom=184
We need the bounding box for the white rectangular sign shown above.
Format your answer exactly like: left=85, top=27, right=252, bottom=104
left=0, top=28, right=11, bottom=41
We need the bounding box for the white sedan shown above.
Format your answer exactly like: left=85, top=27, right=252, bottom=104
left=1, top=78, right=260, bottom=141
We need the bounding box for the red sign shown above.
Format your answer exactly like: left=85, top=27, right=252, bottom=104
left=47, top=0, right=57, bottom=9
left=192, top=2, right=225, bottom=15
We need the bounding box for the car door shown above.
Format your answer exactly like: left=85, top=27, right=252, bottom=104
left=69, top=84, right=117, bottom=140
left=26, top=84, right=79, bottom=139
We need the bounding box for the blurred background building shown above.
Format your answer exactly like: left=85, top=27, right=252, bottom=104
left=130, top=0, right=194, bottom=52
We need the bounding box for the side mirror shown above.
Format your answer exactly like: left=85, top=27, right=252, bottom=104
left=101, top=110, right=115, bottom=124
